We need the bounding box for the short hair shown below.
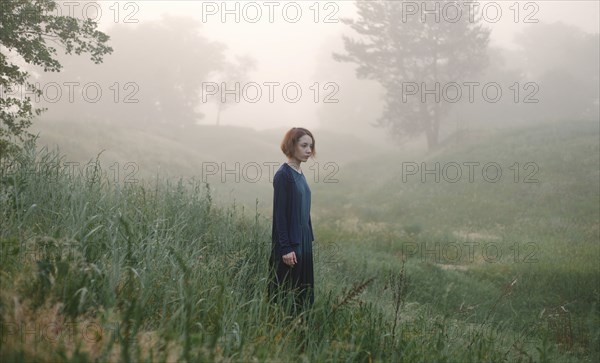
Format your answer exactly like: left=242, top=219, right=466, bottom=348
left=280, top=127, right=316, bottom=159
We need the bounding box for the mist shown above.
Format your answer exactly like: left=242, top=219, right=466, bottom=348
left=21, top=0, right=597, bottom=212
left=2, top=1, right=599, bottom=360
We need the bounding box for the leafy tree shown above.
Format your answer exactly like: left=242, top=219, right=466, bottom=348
left=334, top=0, right=490, bottom=150
left=212, top=54, right=257, bottom=126
left=0, top=0, right=112, bottom=156
left=36, top=15, right=227, bottom=128
left=314, top=32, right=387, bottom=144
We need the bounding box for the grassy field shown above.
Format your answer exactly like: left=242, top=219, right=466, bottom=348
left=28, top=118, right=397, bottom=214
left=1, top=120, right=598, bottom=362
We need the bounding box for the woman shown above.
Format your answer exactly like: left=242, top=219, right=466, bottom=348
left=268, top=127, right=316, bottom=314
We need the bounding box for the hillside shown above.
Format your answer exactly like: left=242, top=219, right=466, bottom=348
left=1, top=119, right=598, bottom=362
left=316, top=120, right=599, bottom=233
left=30, top=118, right=399, bottom=213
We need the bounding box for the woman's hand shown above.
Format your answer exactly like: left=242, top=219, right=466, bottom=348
left=282, top=251, right=297, bottom=267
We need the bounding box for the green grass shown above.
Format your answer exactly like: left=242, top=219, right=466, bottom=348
left=1, top=120, right=598, bottom=362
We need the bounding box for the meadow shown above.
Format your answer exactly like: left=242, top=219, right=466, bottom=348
left=1, top=120, right=598, bottom=362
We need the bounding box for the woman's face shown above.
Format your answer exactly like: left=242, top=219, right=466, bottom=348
left=293, top=134, right=313, bottom=163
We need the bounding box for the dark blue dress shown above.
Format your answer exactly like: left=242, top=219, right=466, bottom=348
left=268, top=163, right=315, bottom=312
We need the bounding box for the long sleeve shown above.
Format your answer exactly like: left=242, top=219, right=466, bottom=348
left=273, top=172, right=295, bottom=256
left=308, top=214, right=313, bottom=241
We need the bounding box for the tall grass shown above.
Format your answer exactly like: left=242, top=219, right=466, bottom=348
left=1, top=140, right=597, bottom=362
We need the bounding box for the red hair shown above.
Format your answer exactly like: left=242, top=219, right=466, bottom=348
left=280, top=127, right=316, bottom=159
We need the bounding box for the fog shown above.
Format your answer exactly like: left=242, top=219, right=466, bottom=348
left=2, top=2, right=599, bottom=359
left=14, top=0, right=598, bottom=212
left=28, top=2, right=599, bottom=123
left=90, top=0, right=598, bottom=134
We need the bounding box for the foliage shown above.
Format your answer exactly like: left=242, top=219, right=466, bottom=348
left=0, top=0, right=112, bottom=156
left=1, top=127, right=598, bottom=361
left=334, top=0, right=490, bottom=150
left=36, top=14, right=230, bottom=127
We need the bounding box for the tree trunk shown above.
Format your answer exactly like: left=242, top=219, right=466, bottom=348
left=428, top=38, right=441, bottom=151
left=426, top=126, right=439, bottom=151
left=428, top=103, right=440, bottom=151
left=216, top=102, right=222, bottom=126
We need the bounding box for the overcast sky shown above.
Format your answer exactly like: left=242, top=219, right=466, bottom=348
left=91, top=1, right=599, bottom=131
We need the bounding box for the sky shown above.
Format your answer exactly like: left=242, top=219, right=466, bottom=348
left=87, top=0, right=600, bottom=131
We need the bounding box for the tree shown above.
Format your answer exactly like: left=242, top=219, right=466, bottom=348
left=314, top=31, right=388, bottom=145
left=0, top=0, right=112, bottom=155
left=334, top=0, right=490, bottom=150
left=212, top=54, right=257, bottom=126
left=35, top=15, right=227, bottom=128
